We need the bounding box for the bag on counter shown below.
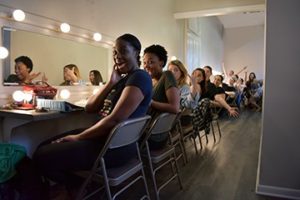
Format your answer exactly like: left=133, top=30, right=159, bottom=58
left=24, top=81, right=57, bottom=99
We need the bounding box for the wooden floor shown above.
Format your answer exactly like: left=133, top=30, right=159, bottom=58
left=156, top=110, right=285, bottom=200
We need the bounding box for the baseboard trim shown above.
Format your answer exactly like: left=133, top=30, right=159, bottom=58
left=256, top=184, right=300, bottom=200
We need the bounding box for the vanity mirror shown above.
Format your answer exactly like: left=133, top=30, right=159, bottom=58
left=2, top=28, right=111, bottom=86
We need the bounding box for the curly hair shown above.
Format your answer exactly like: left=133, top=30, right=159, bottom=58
left=15, top=56, right=33, bottom=73
left=143, top=44, right=168, bottom=67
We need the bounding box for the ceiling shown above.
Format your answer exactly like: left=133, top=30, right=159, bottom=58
left=217, top=12, right=265, bottom=29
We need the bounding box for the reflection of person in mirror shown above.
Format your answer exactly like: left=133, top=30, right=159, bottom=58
left=5, top=56, right=42, bottom=85
left=89, top=70, right=103, bottom=85
left=60, top=64, right=82, bottom=86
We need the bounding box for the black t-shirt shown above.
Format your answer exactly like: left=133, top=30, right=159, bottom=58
left=201, top=81, right=225, bottom=100
left=5, top=74, right=20, bottom=83
left=222, top=83, right=236, bottom=92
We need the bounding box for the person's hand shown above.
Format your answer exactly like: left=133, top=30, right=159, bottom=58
left=227, top=107, right=239, bottom=118
left=187, top=74, right=197, bottom=86
left=52, top=134, right=80, bottom=143
left=29, top=72, right=41, bottom=81
left=65, top=67, right=78, bottom=82
left=108, top=65, right=122, bottom=85
left=42, top=73, right=48, bottom=82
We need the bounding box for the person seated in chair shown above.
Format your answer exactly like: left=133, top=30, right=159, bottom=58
left=33, top=33, right=152, bottom=199
left=168, top=59, right=200, bottom=110
left=143, top=44, right=180, bottom=149
left=214, top=75, right=237, bottom=105
left=201, top=66, right=238, bottom=117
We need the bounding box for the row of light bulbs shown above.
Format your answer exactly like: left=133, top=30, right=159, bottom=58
left=0, top=8, right=104, bottom=59
left=11, top=9, right=103, bottom=41
left=13, top=88, right=100, bottom=103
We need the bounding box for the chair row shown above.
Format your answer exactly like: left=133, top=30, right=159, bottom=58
left=171, top=107, right=222, bottom=161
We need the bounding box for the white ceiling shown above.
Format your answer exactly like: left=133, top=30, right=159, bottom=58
left=217, top=12, right=265, bottom=29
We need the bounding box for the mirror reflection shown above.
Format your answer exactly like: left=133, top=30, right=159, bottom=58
left=2, top=28, right=110, bottom=86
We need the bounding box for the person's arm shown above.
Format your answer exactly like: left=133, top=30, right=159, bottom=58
left=188, top=74, right=201, bottom=97
left=65, top=67, right=79, bottom=83
left=225, top=91, right=236, bottom=99
left=151, top=86, right=180, bottom=114
left=236, top=66, right=248, bottom=75
left=214, top=93, right=239, bottom=117
left=26, top=72, right=41, bottom=84
left=57, top=85, right=145, bottom=142
left=180, top=84, right=200, bottom=109
left=244, top=71, right=248, bottom=82
left=222, top=62, right=228, bottom=78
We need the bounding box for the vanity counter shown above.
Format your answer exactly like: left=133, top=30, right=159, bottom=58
left=0, top=108, right=98, bottom=156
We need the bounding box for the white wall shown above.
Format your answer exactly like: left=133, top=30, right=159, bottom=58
left=187, top=16, right=224, bottom=74
left=223, top=25, right=264, bottom=80
left=199, top=17, right=224, bottom=73
left=257, top=0, right=300, bottom=199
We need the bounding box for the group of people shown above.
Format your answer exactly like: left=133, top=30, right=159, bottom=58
left=7, top=33, right=246, bottom=199
left=212, top=69, right=263, bottom=112
left=60, top=64, right=103, bottom=86
left=5, top=56, right=103, bottom=86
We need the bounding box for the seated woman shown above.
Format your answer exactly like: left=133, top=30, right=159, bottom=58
left=202, top=66, right=239, bottom=117
left=33, top=34, right=152, bottom=198
left=143, top=44, right=180, bottom=149
left=60, top=64, right=82, bottom=86
left=89, top=69, right=103, bottom=85
left=214, top=75, right=237, bottom=103
left=168, top=60, right=200, bottom=109
left=244, top=72, right=261, bottom=111
left=5, top=56, right=42, bottom=85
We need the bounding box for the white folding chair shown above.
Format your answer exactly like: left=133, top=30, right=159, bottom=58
left=76, top=115, right=151, bottom=200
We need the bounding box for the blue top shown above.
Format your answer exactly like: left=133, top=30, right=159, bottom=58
left=101, top=69, right=152, bottom=167
left=126, top=69, right=152, bottom=118
left=179, top=84, right=200, bottom=109
left=99, top=69, right=152, bottom=118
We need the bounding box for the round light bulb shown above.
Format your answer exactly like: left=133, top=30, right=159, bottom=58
left=13, top=9, right=26, bottom=21
left=60, top=89, right=70, bottom=99
left=12, top=90, right=25, bottom=102
left=170, top=56, right=177, bottom=61
left=93, top=33, right=102, bottom=41
left=24, top=93, right=33, bottom=102
left=0, top=47, right=9, bottom=59
left=60, top=23, right=70, bottom=33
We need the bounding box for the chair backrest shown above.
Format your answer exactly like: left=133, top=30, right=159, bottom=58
left=107, top=115, right=151, bottom=149
left=148, top=113, right=177, bottom=135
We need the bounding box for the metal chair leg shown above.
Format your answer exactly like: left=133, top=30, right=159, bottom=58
left=173, top=152, right=183, bottom=190
left=211, top=122, right=216, bottom=143
left=216, top=120, right=222, bottom=138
